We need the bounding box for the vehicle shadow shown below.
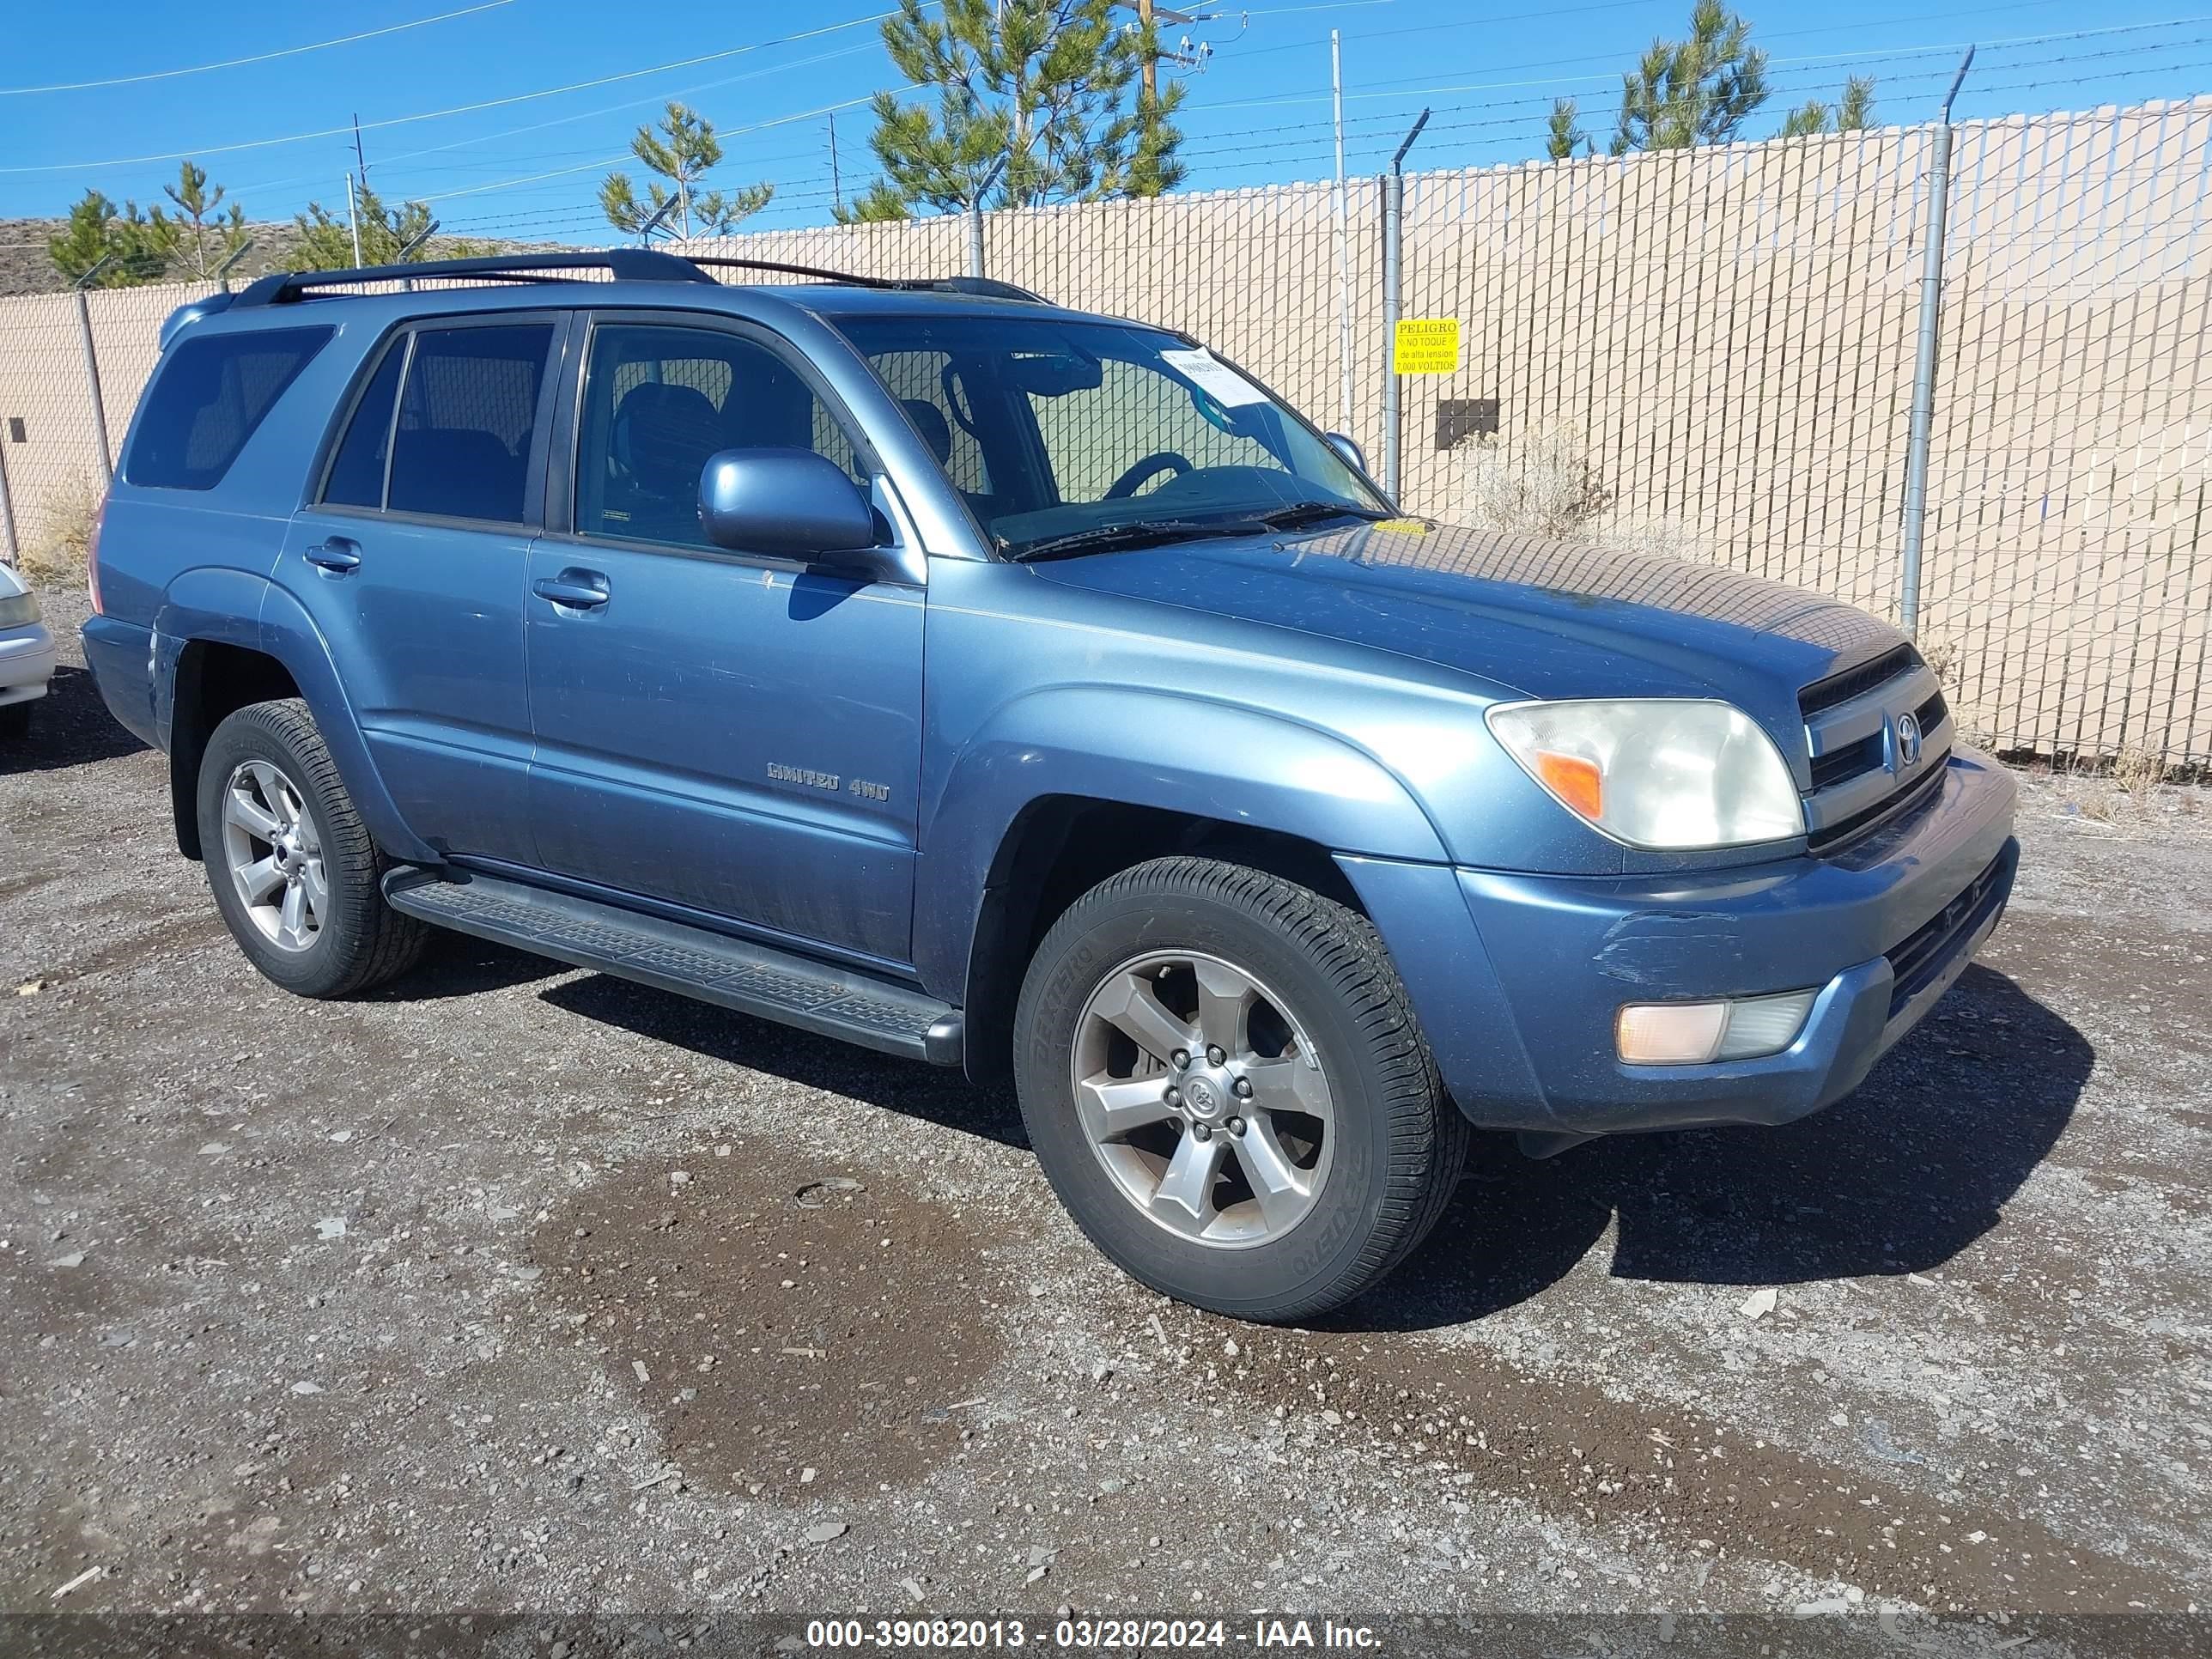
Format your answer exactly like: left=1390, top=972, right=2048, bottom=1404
left=361, top=933, right=568, bottom=1001
left=0, top=665, right=149, bottom=776
left=538, top=972, right=1029, bottom=1150
left=1334, top=963, right=2094, bottom=1332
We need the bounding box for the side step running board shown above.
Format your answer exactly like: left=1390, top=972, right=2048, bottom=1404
left=382, top=867, right=963, bottom=1066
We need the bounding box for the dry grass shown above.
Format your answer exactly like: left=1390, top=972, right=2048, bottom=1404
left=2051, top=744, right=2176, bottom=828
left=19, top=470, right=100, bottom=586
left=1455, top=418, right=1613, bottom=539
left=1454, top=421, right=1709, bottom=560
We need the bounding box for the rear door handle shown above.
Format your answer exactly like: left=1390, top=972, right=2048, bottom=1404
left=306, top=537, right=362, bottom=573
left=532, top=571, right=611, bottom=611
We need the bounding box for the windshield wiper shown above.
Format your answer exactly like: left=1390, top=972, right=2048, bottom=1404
left=1245, top=500, right=1389, bottom=531
left=1006, top=520, right=1269, bottom=563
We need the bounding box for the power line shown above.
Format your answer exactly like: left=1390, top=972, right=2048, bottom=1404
left=0, top=9, right=907, bottom=174
left=0, top=0, right=519, bottom=96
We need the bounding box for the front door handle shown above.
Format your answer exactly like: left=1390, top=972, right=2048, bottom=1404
left=305, top=537, right=362, bottom=574
left=532, top=571, right=611, bottom=611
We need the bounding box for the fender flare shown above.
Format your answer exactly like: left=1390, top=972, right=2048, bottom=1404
left=157, top=569, right=438, bottom=867
left=913, top=684, right=1453, bottom=1003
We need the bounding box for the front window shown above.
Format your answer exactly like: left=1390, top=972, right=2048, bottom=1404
left=833, top=315, right=1385, bottom=559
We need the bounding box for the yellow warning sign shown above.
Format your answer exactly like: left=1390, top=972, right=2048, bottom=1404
left=1392, top=317, right=1462, bottom=374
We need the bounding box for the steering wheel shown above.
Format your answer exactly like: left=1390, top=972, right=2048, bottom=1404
left=1103, top=451, right=1194, bottom=500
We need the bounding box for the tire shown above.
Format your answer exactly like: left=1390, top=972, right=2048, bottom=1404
left=1013, top=855, right=1468, bottom=1323
left=196, top=697, right=427, bottom=998
left=0, top=701, right=30, bottom=741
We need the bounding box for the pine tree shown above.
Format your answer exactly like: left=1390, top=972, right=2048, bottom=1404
left=599, top=103, right=774, bottom=239
left=1546, top=98, right=1591, bottom=161
left=837, top=0, right=1184, bottom=222
left=1610, top=1, right=1771, bottom=154
left=161, top=161, right=251, bottom=281
left=46, top=189, right=177, bottom=287
left=289, top=181, right=435, bottom=270
left=1780, top=75, right=1877, bottom=139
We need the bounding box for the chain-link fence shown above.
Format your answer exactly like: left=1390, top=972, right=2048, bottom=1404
left=2, top=98, right=2207, bottom=767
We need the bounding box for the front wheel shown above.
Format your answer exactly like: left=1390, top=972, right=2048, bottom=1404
left=197, top=698, right=427, bottom=999
left=1013, top=856, right=1467, bottom=1322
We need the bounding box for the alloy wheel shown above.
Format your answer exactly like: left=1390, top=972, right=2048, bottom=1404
left=220, top=759, right=326, bottom=953
left=1069, top=951, right=1335, bottom=1248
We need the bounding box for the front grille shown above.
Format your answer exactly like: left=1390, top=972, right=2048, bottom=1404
left=1799, top=644, right=1921, bottom=718
left=1799, top=648, right=1952, bottom=856
left=1884, top=852, right=2008, bottom=1015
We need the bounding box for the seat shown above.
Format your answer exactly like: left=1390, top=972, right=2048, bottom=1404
left=900, top=398, right=954, bottom=467
left=609, top=381, right=726, bottom=541
left=388, top=426, right=526, bottom=521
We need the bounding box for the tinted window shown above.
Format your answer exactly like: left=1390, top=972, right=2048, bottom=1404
left=574, top=323, right=863, bottom=550
left=320, top=340, right=405, bottom=508
left=834, top=315, right=1382, bottom=556
left=125, top=326, right=331, bottom=490
left=386, top=324, right=553, bottom=523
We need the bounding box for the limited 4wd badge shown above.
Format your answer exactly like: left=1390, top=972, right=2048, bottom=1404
left=769, top=763, right=890, bottom=803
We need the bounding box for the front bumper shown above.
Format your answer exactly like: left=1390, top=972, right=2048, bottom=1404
left=1343, top=747, right=2020, bottom=1137
left=0, top=623, right=58, bottom=707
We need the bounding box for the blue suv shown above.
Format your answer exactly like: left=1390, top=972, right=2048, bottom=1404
left=82, top=251, right=2017, bottom=1322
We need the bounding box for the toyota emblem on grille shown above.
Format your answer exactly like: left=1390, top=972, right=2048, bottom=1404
left=1893, top=710, right=1923, bottom=769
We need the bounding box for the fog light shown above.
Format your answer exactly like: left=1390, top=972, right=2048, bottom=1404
left=1616, top=989, right=1818, bottom=1065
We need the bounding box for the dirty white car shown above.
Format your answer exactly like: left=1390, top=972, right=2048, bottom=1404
left=0, top=561, right=55, bottom=740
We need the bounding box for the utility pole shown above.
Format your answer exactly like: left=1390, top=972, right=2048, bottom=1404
left=1138, top=0, right=1156, bottom=106
left=344, top=174, right=363, bottom=268
left=1115, top=2, right=1210, bottom=106
left=829, top=112, right=843, bottom=216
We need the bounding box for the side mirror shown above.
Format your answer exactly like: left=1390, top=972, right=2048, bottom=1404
left=1324, top=432, right=1369, bottom=476
left=699, top=447, right=889, bottom=574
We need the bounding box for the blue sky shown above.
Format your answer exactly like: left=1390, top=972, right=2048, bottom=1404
left=3, top=0, right=2209, bottom=240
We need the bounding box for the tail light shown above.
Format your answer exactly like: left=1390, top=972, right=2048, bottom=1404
left=85, top=485, right=109, bottom=615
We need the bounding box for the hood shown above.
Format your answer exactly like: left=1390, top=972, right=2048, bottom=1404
left=1030, top=518, right=1903, bottom=744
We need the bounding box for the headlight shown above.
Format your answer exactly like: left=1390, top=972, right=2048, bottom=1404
left=1486, top=698, right=1803, bottom=850
left=0, top=590, right=40, bottom=629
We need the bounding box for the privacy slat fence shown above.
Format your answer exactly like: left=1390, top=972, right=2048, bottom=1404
left=2, top=98, right=2205, bottom=766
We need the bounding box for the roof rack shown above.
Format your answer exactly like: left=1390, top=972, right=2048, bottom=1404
left=231, top=249, right=714, bottom=307
left=680, top=256, right=1047, bottom=303
left=228, top=248, right=1050, bottom=309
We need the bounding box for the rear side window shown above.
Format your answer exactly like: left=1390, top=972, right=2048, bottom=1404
left=386, top=324, right=554, bottom=523
left=125, top=326, right=331, bottom=490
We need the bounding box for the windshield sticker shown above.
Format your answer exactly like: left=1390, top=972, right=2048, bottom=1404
left=1161, top=348, right=1269, bottom=408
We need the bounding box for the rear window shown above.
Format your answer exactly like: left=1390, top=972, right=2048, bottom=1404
left=125, top=326, right=332, bottom=490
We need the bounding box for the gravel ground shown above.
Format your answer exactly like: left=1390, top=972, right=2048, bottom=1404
left=3, top=589, right=2208, bottom=1652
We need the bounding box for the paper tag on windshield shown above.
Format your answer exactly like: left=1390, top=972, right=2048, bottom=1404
left=1162, top=348, right=1268, bottom=408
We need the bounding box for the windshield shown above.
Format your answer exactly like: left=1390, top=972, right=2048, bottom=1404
left=833, top=314, right=1388, bottom=557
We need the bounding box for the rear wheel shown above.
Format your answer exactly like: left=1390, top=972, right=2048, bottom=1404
left=1014, top=856, right=1467, bottom=1322
left=197, top=698, right=427, bottom=998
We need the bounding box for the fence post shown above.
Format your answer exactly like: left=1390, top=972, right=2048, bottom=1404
left=1380, top=170, right=1402, bottom=501
left=0, top=438, right=18, bottom=568
left=73, top=264, right=115, bottom=483
left=967, top=199, right=986, bottom=278
left=1899, top=48, right=1975, bottom=636
left=1378, top=111, right=1429, bottom=504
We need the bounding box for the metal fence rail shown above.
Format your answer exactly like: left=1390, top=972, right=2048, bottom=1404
left=1, top=98, right=2206, bottom=767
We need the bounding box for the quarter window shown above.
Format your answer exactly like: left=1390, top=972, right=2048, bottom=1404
left=383, top=323, right=554, bottom=523
left=320, top=340, right=405, bottom=508
left=125, top=325, right=332, bottom=491
left=575, top=324, right=863, bottom=550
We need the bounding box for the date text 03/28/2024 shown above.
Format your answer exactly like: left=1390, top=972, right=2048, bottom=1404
left=803, top=1618, right=1382, bottom=1649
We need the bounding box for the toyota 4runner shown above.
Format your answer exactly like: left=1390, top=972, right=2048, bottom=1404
left=80, top=251, right=2018, bottom=1322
